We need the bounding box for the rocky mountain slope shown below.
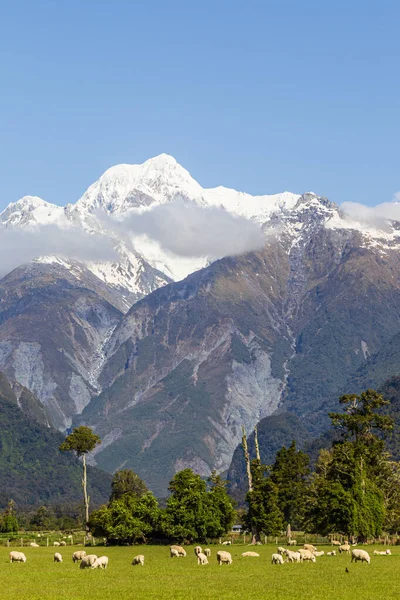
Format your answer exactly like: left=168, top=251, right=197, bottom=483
left=3, top=155, right=400, bottom=495
left=0, top=371, right=111, bottom=508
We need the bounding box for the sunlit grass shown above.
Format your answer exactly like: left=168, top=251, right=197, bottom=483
left=1, top=543, right=398, bottom=600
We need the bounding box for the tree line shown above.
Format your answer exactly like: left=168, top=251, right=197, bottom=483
left=244, top=389, right=400, bottom=541
left=3, top=388, right=399, bottom=543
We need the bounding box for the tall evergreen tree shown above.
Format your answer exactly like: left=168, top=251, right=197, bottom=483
left=270, top=441, right=310, bottom=529
left=310, top=389, right=393, bottom=538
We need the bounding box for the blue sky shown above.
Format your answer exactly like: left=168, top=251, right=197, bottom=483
left=1, top=0, right=399, bottom=210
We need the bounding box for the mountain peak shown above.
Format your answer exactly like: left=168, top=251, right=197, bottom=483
left=76, top=154, right=202, bottom=214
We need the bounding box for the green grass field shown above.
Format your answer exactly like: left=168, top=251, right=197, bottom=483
left=1, top=544, right=398, bottom=600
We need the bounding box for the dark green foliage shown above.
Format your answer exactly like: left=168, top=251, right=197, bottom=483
left=0, top=381, right=111, bottom=509
left=310, top=390, right=393, bottom=538
left=162, top=469, right=234, bottom=542
left=244, top=460, right=284, bottom=538
left=110, top=469, right=148, bottom=501
left=89, top=492, right=161, bottom=544
left=0, top=501, right=18, bottom=533
left=59, top=426, right=101, bottom=457
left=270, top=441, right=310, bottom=529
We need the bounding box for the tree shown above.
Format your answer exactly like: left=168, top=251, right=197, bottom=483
left=162, top=469, right=235, bottom=542
left=270, top=441, right=310, bottom=529
left=244, top=459, right=284, bottom=540
left=89, top=492, right=160, bottom=544
left=0, top=500, right=18, bottom=533
left=310, top=389, right=394, bottom=539
left=110, top=469, right=148, bottom=501
left=59, top=426, right=101, bottom=534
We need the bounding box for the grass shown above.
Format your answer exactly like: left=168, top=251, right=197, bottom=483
left=1, top=543, right=399, bottom=600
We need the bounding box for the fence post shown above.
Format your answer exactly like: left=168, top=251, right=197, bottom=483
left=21, top=538, right=23, bottom=547
left=47, top=538, right=49, bottom=547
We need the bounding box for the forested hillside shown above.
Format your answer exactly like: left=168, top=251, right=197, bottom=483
left=0, top=372, right=111, bottom=508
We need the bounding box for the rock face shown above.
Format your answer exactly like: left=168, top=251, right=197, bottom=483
left=0, top=261, right=123, bottom=429
left=3, top=155, right=400, bottom=495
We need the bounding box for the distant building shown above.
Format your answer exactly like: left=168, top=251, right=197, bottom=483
left=231, top=525, right=243, bottom=533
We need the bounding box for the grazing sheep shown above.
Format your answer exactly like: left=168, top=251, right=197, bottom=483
left=72, top=550, right=87, bottom=563
left=170, top=545, right=186, bottom=557
left=54, top=553, right=63, bottom=563
left=171, top=545, right=186, bottom=557
left=204, top=548, right=211, bottom=557
left=217, top=551, right=232, bottom=565
left=92, top=556, right=109, bottom=569
left=170, top=548, right=179, bottom=558
left=53, top=541, right=60, bottom=547
left=59, top=541, right=67, bottom=546
left=303, top=544, right=317, bottom=552
left=30, top=542, right=39, bottom=547
left=194, top=546, right=202, bottom=556
left=339, top=544, right=351, bottom=554
left=283, top=549, right=301, bottom=563
left=9, top=551, right=27, bottom=563
left=242, top=551, right=260, bottom=557
left=299, top=549, right=316, bottom=562
left=313, top=551, right=325, bottom=557
left=327, top=551, right=336, bottom=556
left=277, top=547, right=286, bottom=555
left=271, top=553, right=284, bottom=565
left=197, top=552, right=209, bottom=565
left=288, top=540, right=297, bottom=546
left=80, top=554, right=98, bottom=569
left=351, top=549, right=370, bottom=564
left=221, top=541, right=232, bottom=546
left=132, top=555, right=145, bottom=566
left=373, top=549, right=391, bottom=556
left=331, top=540, right=341, bottom=546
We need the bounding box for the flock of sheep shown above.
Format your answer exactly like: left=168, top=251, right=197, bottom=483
left=8, top=540, right=392, bottom=569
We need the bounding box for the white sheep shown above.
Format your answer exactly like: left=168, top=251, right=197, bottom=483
left=132, top=555, right=145, bottom=566
left=299, top=549, right=316, bottom=562
left=197, top=552, right=208, bottom=565
left=373, top=549, right=391, bottom=556
left=327, top=551, right=336, bottom=556
left=72, top=550, right=87, bottom=563
left=283, top=549, right=301, bottom=563
left=204, top=548, right=211, bottom=557
left=170, top=548, right=179, bottom=558
left=277, top=546, right=286, bottom=555
left=351, top=549, right=370, bottom=564
left=30, top=542, right=39, bottom=547
left=313, top=551, right=325, bottom=557
left=338, top=544, right=351, bottom=554
left=54, top=552, right=63, bottom=563
left=303, top=544, right=317, bottom=552
left=221, top=541, right=232, bottom=546
left=170, top=545, right=186, bottom=557
left=331, top=540, right=341, bottom=546
left=10, top=551, right=27, bottom=563
left=59, top=541, right=67, bottom=546
left=271, top=553, right=284, bottom=564
left=242, top=551, right=260, bottom=557
left=80, top=554, right=98, bottom=569
left=92, top=556, right=109, bottom=569
left=217, top=550, right=232, bottom=565
left=194, top=546, right=202, bottom=556
left=53, top=541, right=60, bottom=547
left=288, top=540, right=297, bottom=546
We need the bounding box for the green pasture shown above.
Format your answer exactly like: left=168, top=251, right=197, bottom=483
left=1, top=544, right=399, bottom=600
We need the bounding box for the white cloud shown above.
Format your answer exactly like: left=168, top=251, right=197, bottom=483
left=0, top=225, right=118, bottom=277
left=103, top=200, right=266, bottom=259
